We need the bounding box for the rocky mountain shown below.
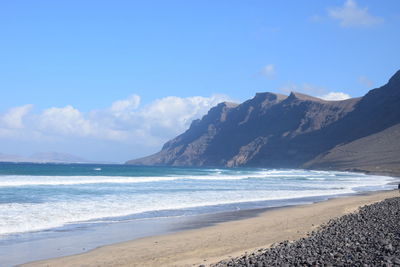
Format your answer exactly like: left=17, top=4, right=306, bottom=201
left=127, top=70, right=400, bottom=176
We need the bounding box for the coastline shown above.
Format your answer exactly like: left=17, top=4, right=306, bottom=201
left=21, top=189, right=399, bottom=267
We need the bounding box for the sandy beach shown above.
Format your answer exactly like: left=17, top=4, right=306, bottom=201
left=21, top=189, right=399, bottom=267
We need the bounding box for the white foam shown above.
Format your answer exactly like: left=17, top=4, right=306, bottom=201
left=0, top=170, right=395, bottom=236
left=0, top=187, right=358, bottom=235
left=0, top=169, right=376, bottom=187
left=0, top=175, right=180, bottom=187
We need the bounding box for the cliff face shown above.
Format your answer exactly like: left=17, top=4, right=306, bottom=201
left=303, top=70, right=400, bottom=175
left=127, top=70, right=400, bottom=175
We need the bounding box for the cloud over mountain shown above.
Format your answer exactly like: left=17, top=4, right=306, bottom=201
left=319, top=92, right=351, bottom=101
left=0, top=94, right=231, bottom=149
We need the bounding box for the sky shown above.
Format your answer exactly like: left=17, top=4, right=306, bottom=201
left=0, top=0, right=399, bottom=162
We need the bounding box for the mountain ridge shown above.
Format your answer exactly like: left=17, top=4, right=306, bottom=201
left=127, top=70, right=400, bottom=176
left=0, top=152, right=94, bottom=164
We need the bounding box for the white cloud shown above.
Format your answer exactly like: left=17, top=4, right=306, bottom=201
left=358, top=76, right=374, bottom=88
left=258, top=64, right=276, bottom=79
left=0, top=94, right=232, bottom=148
left=38, top=105, right=94, bottom=137
left=319, top=92, right=351, bottom=101
left=328, top=0, right=383, bottom=27
left=136, top=95, right=227, bottom=140
left=278, top=83, right=351, bottom=101
left=0, top=104, right=33, bottom=129
left=110, top=94, right=140, bottom=114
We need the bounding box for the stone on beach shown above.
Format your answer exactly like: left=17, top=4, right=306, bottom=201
left=212, top=197, right=400, bottom=266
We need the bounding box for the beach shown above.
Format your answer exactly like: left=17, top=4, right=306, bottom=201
left=21, top=189, right=398, bottom=267
left=2, top=1, right=400, bottom=266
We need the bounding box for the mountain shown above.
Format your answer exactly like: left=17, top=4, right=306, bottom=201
left=0, top=152, right=92, bottom=163
left=29, top=152, right=89, bottom=163
left=126, top=70, right=400, bottom=176
left=0, top=153, right=25, bottom=162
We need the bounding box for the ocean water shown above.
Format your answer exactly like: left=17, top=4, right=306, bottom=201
left=0, top=163, right=395, bottom=238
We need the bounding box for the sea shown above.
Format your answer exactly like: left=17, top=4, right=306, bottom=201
left=0, top=162, right=396, bottom=266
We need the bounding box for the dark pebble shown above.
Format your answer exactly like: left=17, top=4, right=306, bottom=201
left=211, top=197, right=400, bottom=266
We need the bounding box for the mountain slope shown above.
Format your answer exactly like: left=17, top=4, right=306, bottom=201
left=304, top=123, right=400, bottom=175
left=127, top=70, right=400, bottom=176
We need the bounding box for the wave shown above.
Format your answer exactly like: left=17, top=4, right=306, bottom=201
left=0, top=175, right=179, bottom=187
left=0, top=171, right=393, bottom=187
left=0, top=187, right=363, bottom=235
left=0, top=168, right=395, bottom=236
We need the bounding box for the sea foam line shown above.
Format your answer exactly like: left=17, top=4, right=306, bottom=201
left=0, top=172, right=313, bottom=187
left=0, top=188, right=361, bottom=235
left=0, top=172, right=393, bottom=187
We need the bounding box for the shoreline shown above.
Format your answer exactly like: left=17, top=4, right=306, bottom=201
left=21, top=189, right=399, bottom=267
left=1, top=193, right=354, bottom=267
left=0, top=167, right=395, bottom=266
left=1, top=193, right=362, bottom=267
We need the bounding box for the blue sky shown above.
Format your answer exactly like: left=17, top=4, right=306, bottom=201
left=0, top=0, right=399, bottom=162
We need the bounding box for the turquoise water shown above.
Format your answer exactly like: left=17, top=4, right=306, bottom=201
left=0, top=162, right=395, bottom=237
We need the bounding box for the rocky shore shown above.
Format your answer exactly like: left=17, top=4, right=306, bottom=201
left=212, top=196, right=400, bottom=267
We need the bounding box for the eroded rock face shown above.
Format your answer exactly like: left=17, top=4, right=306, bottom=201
left=127, top=70, right=400, bottom=175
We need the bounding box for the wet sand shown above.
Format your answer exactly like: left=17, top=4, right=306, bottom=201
left=21, top=190, right=399, bottom=267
